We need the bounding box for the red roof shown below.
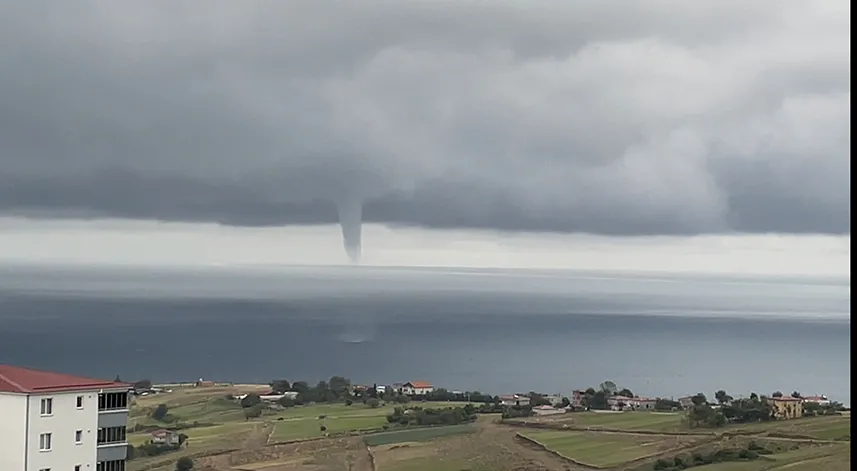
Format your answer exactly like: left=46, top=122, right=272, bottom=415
left=407, top=381, right=433, bottom=389
left=0, top=365, right=129, bottom=394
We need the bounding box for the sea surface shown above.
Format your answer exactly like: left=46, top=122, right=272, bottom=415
left=0, top=265, right=850, bottom=404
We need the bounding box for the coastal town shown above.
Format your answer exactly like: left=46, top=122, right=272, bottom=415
left=1, top=364, right=849, bottom=471
left=135, top=376, right=841, bottom=420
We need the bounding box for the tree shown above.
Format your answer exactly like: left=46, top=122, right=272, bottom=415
left=791, top=391, right=802, bottom=399
left=586, top=390, right=609, bottom=410
left=599, top=381, right=618, bottom=395
left=278, top=396, right=296, bottom=408
left=292, top=381, right=310, bottom=394
left=175, top=457, right=194, bottom=471
left=691, top=393, right=707, bottom=406
left=560, top=397, right=571, bottom=408
left=241, top=393, right=261, bottom=408
left=714, top=390, right=733, bottom=405
left=243, top=404, right=263, bottom=420
left=772, top=391, right=783, bottom=398
left=750, top=392, right=759, bottom=401
left=152, top=404, right=169, bottom=421
left=133, top=379, right=153, bottom=390
left=329, top=376, right=351, bottom=398
left=367, top=398, right=380, bottom=408
left=618, top=388, right=634, bottom=398
left=270, top=380, right=291, bottom=394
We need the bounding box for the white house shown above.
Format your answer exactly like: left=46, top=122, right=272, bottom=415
left=607, top=395, right=657, bottom=411
left=499, top=394, right=531, bottom=407
left=533, top=405, right=566, bottom=416
left=400, top=381, right=434, bottom=396
left=0, top=364, right=131, bottom=471
left=801, top=395, right=831, bottom=406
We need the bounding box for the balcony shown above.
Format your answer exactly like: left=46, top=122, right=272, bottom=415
left=97, top=426, right=127, bottom=462
left=98, top=391, right=129, bottom=428
left=98, top=391, right=129, bottom=411
left=96, top=460, right=126, bottom=471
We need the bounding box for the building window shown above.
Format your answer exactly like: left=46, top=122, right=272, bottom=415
left=97, top=426, right=127, bottom=444
left=96, top=460, right=126, bottom=471
left=75, top=467, right=81, bottom=471
left=98, top=392, right=129, bottom=411
left=40, top=398, right=53, bottom=415
left=39, top=432, right=52, bottom=451
left=75, top=430, right=83, bottom=443
left=38, top=468, right=51, bottom=471
left=76, top=395, right=84, bottom=408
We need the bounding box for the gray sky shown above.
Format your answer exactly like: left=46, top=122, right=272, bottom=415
left=0, top=0, right=850, bottom=238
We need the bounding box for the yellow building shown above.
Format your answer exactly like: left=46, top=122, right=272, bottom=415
left=766, top=396, right=803, bottom=420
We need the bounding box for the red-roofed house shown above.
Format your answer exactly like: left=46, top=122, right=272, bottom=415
left=0, top=364, right=131, bottom=471
left=401, top=381, right=434, bottom=396
left=801, top=395, right=831, bottom=406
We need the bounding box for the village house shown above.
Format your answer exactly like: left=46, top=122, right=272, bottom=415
left=499, top=394, right=531, bottom=407
left=571, top=389, right=587, bottom=408
left=401, top=381, right=434, bottom=396
left=677, top=396, right=696, bottom=410
left=150, top=429, right=181, bottom=446
left=801, top=395, right=831, bottom=406
left=533, top=405, right=566, bottom=416
left=766, top=396, right=803, bottom=420
left=608, top=395, right=657, bottom=411
left=543, top=394, right=564, bottom=407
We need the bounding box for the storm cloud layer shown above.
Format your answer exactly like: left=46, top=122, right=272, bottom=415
left=0, top=1, right=851, bottom=255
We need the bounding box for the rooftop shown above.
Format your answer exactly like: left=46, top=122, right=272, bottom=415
left=768, top=396, right=802, bottom=402
left=407, top=381, right=433, bottom=389
left=0, top=365, right=129, bottom=394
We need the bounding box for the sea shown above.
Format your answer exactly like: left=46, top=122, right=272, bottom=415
left=0, top=264, right=850, bottom=405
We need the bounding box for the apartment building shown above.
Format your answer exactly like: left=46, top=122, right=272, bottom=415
left=0, top=365, right=131, bottom=471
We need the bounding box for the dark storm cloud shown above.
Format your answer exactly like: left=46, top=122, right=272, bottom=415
left=0, top=0, right=850, bottom=235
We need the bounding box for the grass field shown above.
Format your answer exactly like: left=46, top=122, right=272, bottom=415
left=524, top=411, right=688, bottom=432
left=687, top=444, right=851, bottom=471
left=521, top=429, right=700, bottom=468
left=127, top=385, right=482, bottom=471
left=723, top=414, right=851, bottom=440
left=128, top=388, right=851, bottom=471
left=518, top=410, right=850, bottom=440
left=363, top=424, right=475, bottom=446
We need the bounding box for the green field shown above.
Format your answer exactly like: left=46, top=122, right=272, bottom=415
left=521, top=430, right=697, bottom=468
left=547, top=411, right=688, bottom=432
left=127, top=385, right=484, bottom=470
left=363, top=424, right=475, bottom=446
left=689, top=444, right=851, bottom=471
left=723, top=414, right=851, bottom=440
left=530, top=411, right=850, bottom=440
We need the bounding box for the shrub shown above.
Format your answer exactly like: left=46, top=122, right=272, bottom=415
left=175, top=456, right=194, bottom=471
left=151, top=404, right=169, bottom=421
left=240, top=393, right=261, bottom=408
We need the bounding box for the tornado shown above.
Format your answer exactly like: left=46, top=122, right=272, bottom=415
left=336, top=198, right=363, bottom=263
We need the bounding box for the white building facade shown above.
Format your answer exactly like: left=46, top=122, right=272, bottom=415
left=0, top=365, right=130, bottom=471
left=400, top=382, right=434, bottom=396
